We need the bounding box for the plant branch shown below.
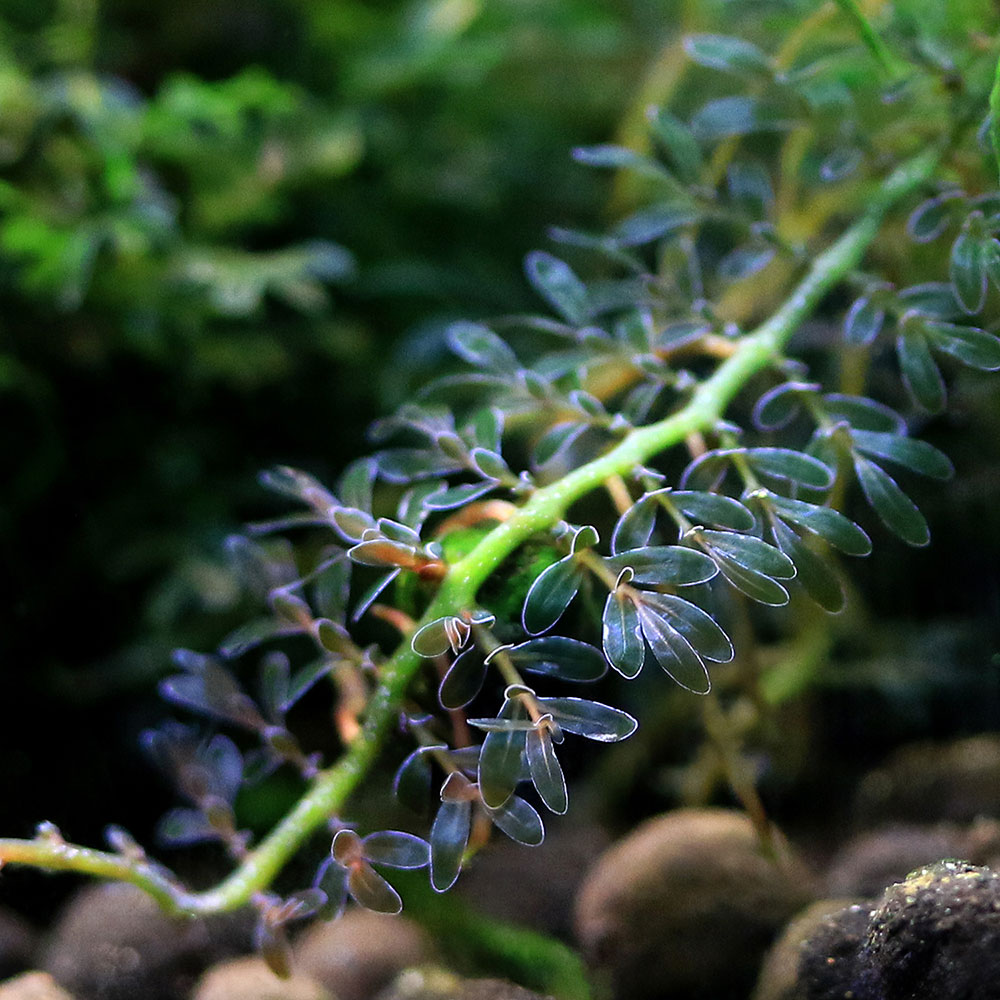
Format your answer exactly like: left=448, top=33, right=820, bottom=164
left=0, top=146, right=939, bottom=917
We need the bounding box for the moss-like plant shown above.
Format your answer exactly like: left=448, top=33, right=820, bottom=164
left=4, top=0, right=1000, bottom=978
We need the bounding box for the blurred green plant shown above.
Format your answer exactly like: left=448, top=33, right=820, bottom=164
left=3, top=0, right=1000, bottom=993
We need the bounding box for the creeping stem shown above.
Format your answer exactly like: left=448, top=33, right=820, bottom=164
left=0, top=147, right=939, bottom=918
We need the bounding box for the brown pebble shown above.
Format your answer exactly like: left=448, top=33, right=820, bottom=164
left=574, top=808, right=815, bottom=1000
left=192, top=956, right=332, bottom=1000
left=293, top=910, right=431, bottom=1000
left=0, top=909, right=37, bottom=980
left=374, top=967, right=553, bottom=1000
left=41, top=883, right=250, bottom=1000
left=0, top=971, right=77, bottom=1000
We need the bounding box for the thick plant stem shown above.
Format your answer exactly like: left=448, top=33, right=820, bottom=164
left=0, top=147, right=939, bottom=917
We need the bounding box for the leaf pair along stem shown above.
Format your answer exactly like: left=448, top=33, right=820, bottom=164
left=0, top=146, right=940, bottom=918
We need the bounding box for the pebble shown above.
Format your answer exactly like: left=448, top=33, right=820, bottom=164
left=40, top=883, right=250, bottom=1000
left=824, top=824, right=969, bottom=898
left=751, top=900, right=868, bottom=1000
left=0, top=972, right=77, bottom=1000
left=374, top=967, right=553, bottom=1000
left=292, top=910, right=432, bottom=1000
left=862, top=860, right=1000, bottom=1000
left=854, top=734, right=1000, bottom=827
left=191, top=956, right=332, bottom=1000
left=0, top=909, right=36, bottom=980
left=574, top=808, right=815, bottom=1000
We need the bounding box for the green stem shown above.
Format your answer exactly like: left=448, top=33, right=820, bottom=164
left=0, top=147, right=939, bottom=917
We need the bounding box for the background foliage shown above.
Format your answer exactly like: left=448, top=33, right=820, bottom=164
left=3, top=0, right=1000, bottom=929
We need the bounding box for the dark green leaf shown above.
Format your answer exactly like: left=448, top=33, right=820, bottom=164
left=478, top=697, right=528, bottom=808
left=854, top=455, right=929, bottom=546
left=537, top=697, right=638, bottom=742
left=470, top=448, right=509, bottom=480
left=690, top=96, right=794, bottom=142
left=850, top=430, right=953, bottom=480
left=362, top=831, right=430, bottom=869
left=422, top=480, right=498, bottom=511
left=430, top=798, right=470, bottom=893
left=524, top=251, right=591, bottom=325
left=604, top=545, right=719, bottom=586
left=771, top=518, right=845, bottom=613
left=508, top=637, right=607, bottom=683
left=374, top=447, right=463, bottom=483
left=522, top=556, right=584, bottom=635
left=844, top=296, right=885, bottom=345
left=610, top=495, right=657, bottom=554
left=762, top=493, right=872, bottom=556
left=696, top=529, right=796, bottom=578
left=526, top=727, right=568, bottom=815
left=823, top=393, right=905, bottom=433
left=635, top=601, right=711, bottom=693
left=641, top=592, right=733, bottom=663
left=906, top=191, right=962, bottom=243
left=602, top=592, right=644, bottom=679
left=447, top=322, right=519, bottom=374
left=571, top=144, right=669, bottom=179
left=727, top=161, right=774, bottom=216
left=684, top=34, right=771, bottom=76
left=710, top=555, right=790, bottom=606
left=717, top=244, right=775, bottom=280
left=393, top=746, right=438, bottom=814
left=532, top=421, right=588, bottom=468
left=819, top=146, right=862, bottom=182
left=950, top=227, right=988, bottom=314
left=896, top=331, right=946, bottom=412
left=744, top=448, right=835, bottom=489
left=487, top=795, right=544, bottom=846
left=752, top=381, right=817, bottom=431
left=646, top=106, right=704, bottom=183
left=897, top=282, right=963, bottom=320
left=669, top=490, right=756, bottom=531
left=613, top=204, right=700, bottom=246
left=924, top=321, right=1000, bottom=370
left=439, top=649, right=489, bottom=710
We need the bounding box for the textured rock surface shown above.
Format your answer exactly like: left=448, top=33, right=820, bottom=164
left=752, top=899, right=869, bottom=1000
left=191, top=957, right=332, bottom=1000
left=574, top=808, right=815, bottom=1000
left=861, top=861, right=1000, bottom=1000
left=0, top=972, right=77, bottom=1000
left=40, top=883, right=250, bottom=1000
left=292, top=910, right=432, bottom=1000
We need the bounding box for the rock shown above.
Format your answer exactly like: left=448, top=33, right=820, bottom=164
left=456, top=818, right=608, bottom=938
left=861, top=860, right=1000, bottom=1000
left=854, top=734, right=1000, bottom=827
left=292, top=910, right=432, bottom=1000
left=825, top=824, right=969, bottom=897
left=0, top=972, right=77, bottom=1000
left=191, top=957, right=332, bottom=1000
left=40, top=883, right=251, bottom=1000
left=751, top=900, right=868, bottom=1000
left=374, top=967, right=553, bottom=1000
left=0, top=909, right=36, bottom=980
left=574, top=808, right=815, bottom=1000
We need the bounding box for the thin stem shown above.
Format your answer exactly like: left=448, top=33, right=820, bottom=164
left=0, top=147, right=940, bottom=917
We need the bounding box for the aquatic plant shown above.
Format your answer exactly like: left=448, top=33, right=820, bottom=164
left=4, top=0, right=1000, bottom=977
